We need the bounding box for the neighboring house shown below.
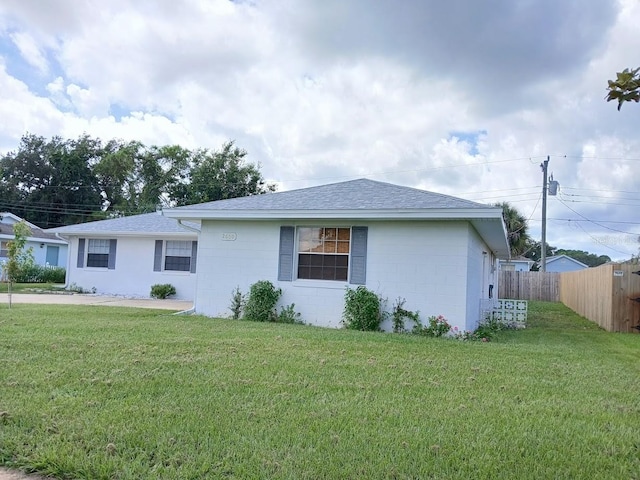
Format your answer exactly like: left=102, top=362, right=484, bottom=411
left=49, top=213, right=199, bottom=300
left=0, top=212, right=68, bottom=279
left=499, top=256, right=534, bottom=272
left=543, top=254, right=589, bottom=273
left=163, top=179, right=510, bottom=332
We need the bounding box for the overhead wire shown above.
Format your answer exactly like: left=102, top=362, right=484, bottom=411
left=555, top=196, right=639, bottom=235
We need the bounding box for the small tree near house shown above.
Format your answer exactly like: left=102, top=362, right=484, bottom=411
left=5, top=220, right=35, bottom=308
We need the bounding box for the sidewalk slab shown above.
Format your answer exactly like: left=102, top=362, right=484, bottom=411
left=0, top=293, right=192, bottom=311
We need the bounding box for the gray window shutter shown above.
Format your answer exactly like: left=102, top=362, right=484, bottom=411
left=154, top=240, right=163, bottom=272
left=77, top=238, right=85, bottom=268
left=108, top=239, right=117, bottom=270
left=190, top=241, right=198, bottom=274
left=278, top=226, right=295, bottom=281
left=349, top=226, right=368, bottom=285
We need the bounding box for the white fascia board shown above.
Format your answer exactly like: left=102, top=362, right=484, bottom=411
left=26, top=236, right=68, bottom=245
left=163, top=208, right=503, bottom=221
left=52, top=231, right=197, bottom=238
left=0, top=234, right=68, bottom=245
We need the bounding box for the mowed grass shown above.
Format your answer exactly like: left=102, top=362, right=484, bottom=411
left=0, top=302, right=639, bottom=479
left=0, top=283, right=66, bottom=294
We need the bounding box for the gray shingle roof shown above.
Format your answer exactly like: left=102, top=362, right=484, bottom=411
left=0, top=222, right=60, bottom=241
left=169, top=178, right=488, bottom=211
left=48, top=212, right=199, bottom=236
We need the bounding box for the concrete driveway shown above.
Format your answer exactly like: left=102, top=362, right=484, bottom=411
left=0, top=293, right=192, bottom=311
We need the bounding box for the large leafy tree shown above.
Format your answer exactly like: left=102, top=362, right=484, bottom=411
left=171, top=141, right=275, bottom=206
left=0, top=134, right=274, bottom=226
left=606, top=67, right=640, bottom=110
left=93, top=139, right=141, bottom=214
left=0, top=134, right=103, bottom=227
left=496, top=202, right=531, bottom=257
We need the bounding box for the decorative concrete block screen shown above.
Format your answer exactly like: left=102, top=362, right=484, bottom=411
left=480, top=299, right=528, bottom=328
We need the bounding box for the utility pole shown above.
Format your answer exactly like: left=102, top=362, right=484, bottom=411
left=540, top=156, right=549, bottom=272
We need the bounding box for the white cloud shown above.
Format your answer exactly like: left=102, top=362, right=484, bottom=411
left=8, top=31, right=48, bottom=73
left=0, top=0, right=638, bottom=259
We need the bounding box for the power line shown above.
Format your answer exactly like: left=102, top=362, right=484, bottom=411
left=562, top=186, right=640, bottom=195
left=547, top=217, right=640, bottom=226
left=555, top=197, right=638, bottom=235
left=570, top=221, right=635, bottom=256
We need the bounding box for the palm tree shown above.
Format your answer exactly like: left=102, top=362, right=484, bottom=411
left=495, top=202, right=530, bottom=257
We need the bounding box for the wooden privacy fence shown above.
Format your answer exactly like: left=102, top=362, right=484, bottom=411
left=559, top=263, right=640, bottom=333
left=498, top=271, right=560, bottom=302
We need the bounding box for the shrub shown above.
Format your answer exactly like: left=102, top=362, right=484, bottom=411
left=342, top=286, right=384, bottom=331
left=391, top=297, right=420, bottom=333
left=452, top=316, right=521, bottom=342
left=229, top=286, right=245, bottom=320
left=413, top=315, right=451, bottom=337
left=243, top=280, right=282, bottom=322
left=13, top=265, right=66, bottom=284
left=150, top=283, right=177, bottom=299
left=277, top=303, right=303, bottom=324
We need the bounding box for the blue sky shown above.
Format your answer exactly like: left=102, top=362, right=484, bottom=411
left=0, top=0, right=639, bottom=259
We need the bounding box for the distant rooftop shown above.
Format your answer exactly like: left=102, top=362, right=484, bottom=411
left=48, top=212, right=199, bottom=236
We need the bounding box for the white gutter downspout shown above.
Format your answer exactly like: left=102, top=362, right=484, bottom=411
left=177, top=219, right=200, bottom=234
left=56, top=233, right=71, bottom=289
left=174, top=219, right=200, bottom=315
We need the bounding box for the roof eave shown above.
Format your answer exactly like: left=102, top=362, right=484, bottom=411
left=52, top=230, right=198, bottom=237
left=163, top=208, right=503, bottom=221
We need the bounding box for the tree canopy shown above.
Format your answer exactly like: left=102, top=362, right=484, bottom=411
left=554, top=249, right=611, bottom=267
left=495, top=202, right=531, bottom=257
left=606, top=67, right=640, bottom=110
left=0, top=134, right=275, bottom=228
left=522, top=242, right=611, bottom=270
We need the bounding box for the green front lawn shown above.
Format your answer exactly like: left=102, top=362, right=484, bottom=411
left=0, top=282, right=66, bottom=294
left=0, top=302, right=639, bottom=479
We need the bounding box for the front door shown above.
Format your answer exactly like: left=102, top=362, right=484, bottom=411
left=46, top=245, right=59, bottom=266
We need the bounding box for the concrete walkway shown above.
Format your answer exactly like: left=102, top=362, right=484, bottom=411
left=0, top=293, right=192, bottom=311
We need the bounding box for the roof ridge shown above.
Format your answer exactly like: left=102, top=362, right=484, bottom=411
left=172, top=178, right=492, bottom=210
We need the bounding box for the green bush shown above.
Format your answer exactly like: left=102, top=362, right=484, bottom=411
left=278, top=303, right=303, bottom=324
left=243, top=280, right=282, bottom=322
left=14, top=265, right=66, bottom=284
left=413, top=315, right=451, bottom=337
left=229, top=286, right=245, bottom=320
left=391, top=297, right=420, bottom=333
left=150, top=283, right=177, bottom=299
left=342, top=286, right=384, bottom=331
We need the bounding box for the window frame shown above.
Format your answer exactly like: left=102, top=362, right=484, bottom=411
left=86, top=238, right=110, bottom=269
left=295, top=226, right=351, bottom=282
left=163, top=240, right=193, bottom=272
left=0, top=240, right=8, bottom=258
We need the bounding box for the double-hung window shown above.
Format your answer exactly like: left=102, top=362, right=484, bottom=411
left=87, top=239, right=110, bottom=268
left=297, top=227, right=351, bottom=281
left=0, top=241, right=8, bottom=258
left=278, top=226, right=367, bottom=284
left=154, top=240, right=198, bottom=273
left=164, top=240, right=192, bottom=272
left=77, top=238, right=117, bottom=269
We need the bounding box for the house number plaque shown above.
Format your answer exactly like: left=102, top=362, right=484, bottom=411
left=221, top=232, right=237, bottom=241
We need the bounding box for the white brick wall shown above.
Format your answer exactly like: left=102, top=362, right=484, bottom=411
left=66, top=236, right=197, bottom=299
left=195, top=219, right=489, bottom=332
